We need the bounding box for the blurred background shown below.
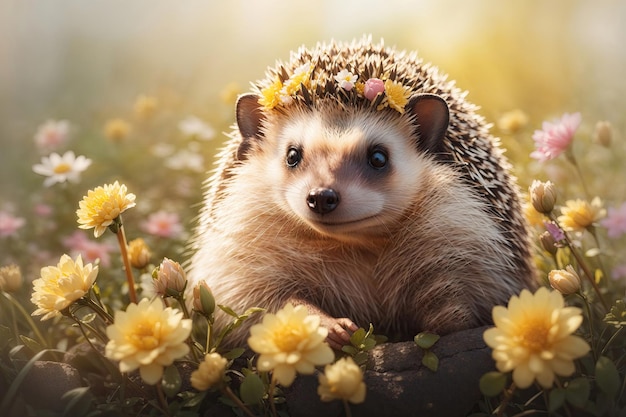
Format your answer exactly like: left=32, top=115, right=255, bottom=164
left=1, top=0, right=625, bottom=281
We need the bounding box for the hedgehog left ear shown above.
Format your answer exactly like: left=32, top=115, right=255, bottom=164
left=236, top=94, right=266, bottom=161
left=407, top=93, right=449, bottom=155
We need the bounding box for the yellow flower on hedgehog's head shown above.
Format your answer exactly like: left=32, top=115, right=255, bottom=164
left=76, top=181, right=136, bottom=238
left=105, top=298, right=192, bottom=385
left=558, top=197, right=606, bottom=232
left=383, top=79, right=409, bottom=113
left=247, top=303, right=335, bottom=386
left=31, top=254, right=98, bottom=320
left=259, top=77, right=283, bottom=110
left=282, top=63, right=313, bottom=97
left=483, top=287, right=590, bottom=389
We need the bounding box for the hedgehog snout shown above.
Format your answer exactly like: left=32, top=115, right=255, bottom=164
left=306, top=187, right=340, bottom=214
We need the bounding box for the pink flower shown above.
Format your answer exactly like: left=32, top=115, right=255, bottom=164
left=611, top=264, right=626, bottom=281
left=600, top=202, right=626, bottom=239
left=141, top=211, right=184, bottom=238
left=0, top=211, right=26, bottom=238
left=544, top=221, right=566, bottom=242
left=34, top=120, right=71, bottom=150
left=63, top=231, right=113, bottom=267
left=530, top=113, right=581, bottom=161
left=363, top=78, right=385, bottom=100
left=34, top=204, right=53, bottom=217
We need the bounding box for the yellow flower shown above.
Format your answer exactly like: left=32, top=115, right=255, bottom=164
left=549, top=265, right=581, bottom=295
left=104, top=118, right=131, bottom=141
left=133, top=95, right=158, bottom=119
left=523, top=201, right=546, bottom=228
left=31, top=254, right=98, bottom=320
left=0, top=264, right=23, bottom=293
left=558, top=197, right=606, bottom=232
left=190, top=353, right=228, bottom=391
left=248, top=303, right=334, bottom=386
left=384, top=79, right=409, bottom=113
left=127, top=238, right=151, bottom=269
left=105, top=298, right=192, bottom=385
left=483, top=287, right=590, bottom=389
left=497, top=109, right=529, bottom=134
left=259, top=78, right=283, bottom=110
left=318, top=357, right=366, bottom=404
left=282, top=63, right=312, bottom=97
left=76, top=181, right=136, bottom=238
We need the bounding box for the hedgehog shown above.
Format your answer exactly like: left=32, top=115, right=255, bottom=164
left=188, top=37, right=536, bottom=350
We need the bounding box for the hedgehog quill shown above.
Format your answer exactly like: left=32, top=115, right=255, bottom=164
left=189, top=37, right=536, bottom=349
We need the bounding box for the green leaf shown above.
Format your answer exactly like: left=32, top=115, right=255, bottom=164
left=604, top=300, right=626, bottom=328
left=595, top=356, right=620, bottom=398
left=414, top=332, right=440, bottom=350
left=349, top=328, right=366, bottom=346
left=62, top=387, right=94, bottom=417
left=422, top=350, right=439, bottom=372
left=478, top=371, right=506, bottom=397
left=353, top=351, right=369, bottom=367
left=565, top=377, right=590, bottom=408
left=223, top=347, right=246, bottom=360
left=341, top=345, right=358, bottom=356
left=182, top=391, right=207, bottom=408
left=19, top=335, right=43, bottom=354
left=161, top=364, right=182, bottom=398
left=0, top=325, right=12, bottom=350
left=240, top=372, right=265, bottom=405
left=548, top=388, right=566, bottom=412
left=218, top=304, right=239, bottom=317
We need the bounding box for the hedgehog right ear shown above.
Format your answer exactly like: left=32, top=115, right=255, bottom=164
left=236, top=94, right=266, bottom=161
left=407, top=94, right=450, bottom=155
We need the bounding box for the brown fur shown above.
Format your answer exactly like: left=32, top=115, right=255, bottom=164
left=188, top=38, right=536, bottom=347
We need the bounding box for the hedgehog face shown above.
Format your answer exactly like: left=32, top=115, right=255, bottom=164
left=267, top=108, right=431, bottom=239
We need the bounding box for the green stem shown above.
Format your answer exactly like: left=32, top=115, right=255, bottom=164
left=600, top=326, right=624, bottom=358
left=156, top=383, right=172, bottom=417
left=205, top=318, right=213, bottom=354
left=223, top=386, right=257, bottom=417
left=576, top=293, right=598, bottom=363
left=343, top=399, right=353, bottom=417
left=566, top=150, right=590, bottom=199
left=86, top=297, right=114, bottom=324
left=269, top=376, right=278, bottom=417
left=2, top=292, right=47, bottom=347
left=176, top=294, right=200, bottom=362
left=114, top=216, right=137, bottom=303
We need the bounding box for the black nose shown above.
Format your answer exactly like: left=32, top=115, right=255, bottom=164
left=307, top=188, right=340, bottom=214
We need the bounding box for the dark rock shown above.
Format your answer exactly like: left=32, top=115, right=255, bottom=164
left=286, top=326, right=494, bottom=417
left=18, top=360, right=83, bottom=411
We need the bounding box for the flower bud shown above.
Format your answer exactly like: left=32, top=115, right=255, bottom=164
left=549, top=265, right=581, bottom=295
left=193, top=281, right=216, bottom=317
left=539, top=231, right=558, bottom=255
left=592, top=121, right=612, bottom=147
left=190, top=352, right=228, bottom=391
left=153, top=258, right=187, bottom=297
left=0, top=264, right=23, bottom=293
left=529, top=180, right=557, bottom=214
left=127, top=238, right=151, bottom=269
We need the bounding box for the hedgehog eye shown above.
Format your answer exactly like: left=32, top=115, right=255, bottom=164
left=286, top=147, right=302, bottom=167
left=368, top=147, right=388, bottom=169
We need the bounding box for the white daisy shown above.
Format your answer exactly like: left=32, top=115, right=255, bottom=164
left=33, top=151, right=92, bottom=187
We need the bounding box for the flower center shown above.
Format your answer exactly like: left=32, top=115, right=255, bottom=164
left=53, top=162, right=72, bottom=174
left=131, top=321, right=161, bottom=350
left=519, top=318, right=550, bottom=352
left=274, top=325, right=305, bottom=352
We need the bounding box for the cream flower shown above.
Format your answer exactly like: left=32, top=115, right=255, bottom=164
left=105, top=298, right=192, bottom=385
left=558, top=197, right=606, bottom=232
left=31, top=254, right=98, bottom=320
left=33, top=151, right=92, bottom=187
left=548, top=265, right=581, bottom=295
left=318, top=357, right=366, bottom=404
left=483, top=287, right=590, bottom=389
left=190, top=353, right=228, bottom=391
left=127, top=238, right=151, bottom=269
left=0, top=264, right=23, bottom=293
left=34, top=119, right=70, bottom=149
left=76, top=181, right=136, bottom=238
left=178, top=116, right=215, bottom=141
left=248, top=303, right=335, bottom=386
